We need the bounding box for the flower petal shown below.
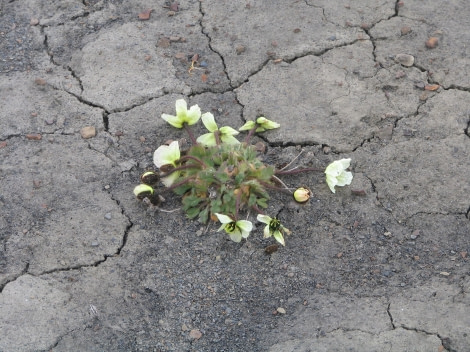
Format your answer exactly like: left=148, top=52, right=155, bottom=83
left=256, top=117, right=280, bottom=130
left=219, top=126, right=240, bottom=136
left=161, top=172, right=180, bottom=187
left=273, top=230, right=285, bottom=246
left=229, top=229, right=242, bottom=243
left=326, top=174, right=338, bottom=193
left=153, top=141, right=180, bottom=168
left=257, top=214, right=272, bottom=225
left=236, top=220, right=253, bottom=238
left=161, top=113, right=183, bottom=128
left=201, top=112, right=218, bottom=132
left=215, top=213, right=233, bottom=224
left=185, top=104, right=201, bottom=125
left=336, top=170, right=353, bottom=187
left=220, top=135, right=240, bottom=145
left=239, top=120, right=255, bottom=131
left=325, top=159, right=352, bottom=193
left=175, top=99, right=188, bottom=117
left=196, top=133, right=217, bottom=147
left=263, top=224, right=271, bottom=238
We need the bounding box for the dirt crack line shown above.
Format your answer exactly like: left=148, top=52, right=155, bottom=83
left=0, top=262, right=29, bottom=294
left=198, top=0, right=231, bottom=87
left=386, top=302, right=396, bottom=328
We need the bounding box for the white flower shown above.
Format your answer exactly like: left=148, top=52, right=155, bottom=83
left=215, top=213, right=253, bottom=243
left=255, top=117, right=280, bottom=132
left=324, top=158, right=353, bottom=193
left=153, top=141, right=181, bottom=186
left=161, top=99, right=201, bottom=128
left=196, top=112, right=240, bottom=146
left=256, top=214, right=290, bottom=246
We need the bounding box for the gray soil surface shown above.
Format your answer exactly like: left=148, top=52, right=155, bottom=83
left=1, top=0, right=469, bottom=351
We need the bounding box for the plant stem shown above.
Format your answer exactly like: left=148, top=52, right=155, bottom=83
left=179, top=155, right=207, bottom=167
left=279, top=150, right=303, bottom=171
left=258, top=179, right=292, bottom=194
left=160, top=164, right=200, bottom=178
left=214, top=130, right=221, bottom=145
left=162, top=176, right=195, bottom=192
left=243, top=125, right=257, bottom=144
left=235, top=190, right=241, bottom=220
left=275, top=167, right=323, bottom=175
left=184, top=123, right=197, bottom=145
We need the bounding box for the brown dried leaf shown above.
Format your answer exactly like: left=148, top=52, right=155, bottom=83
left=138, top=9, right=153, bottom=20
left=424, top=84, right=439, bottom=91
left=265, top=244, right=279, bottom=254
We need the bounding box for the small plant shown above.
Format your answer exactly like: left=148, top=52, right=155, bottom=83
left=134, top=99, right=353, bottom=246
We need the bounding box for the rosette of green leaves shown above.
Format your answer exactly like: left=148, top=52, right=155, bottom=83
left=172, top=143, right=274, bottom=223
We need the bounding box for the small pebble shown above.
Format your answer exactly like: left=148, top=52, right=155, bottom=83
left=395, top=54, right=414, bottom=67
left=235, top=45, right=246, bottom=55
left=189, top=329, right=202, bottom=340
left=35, top=78, right=47, bottom=85
left=200, top=61, right=208, bottom=67
left=91, top=241, right=99, bottom=247
left=415, top=81, right=425, bottom=89
left=157, top=38, right=170, bottom=48
left=104, top=213, right=112, bottom=220
left=425, top=37, right=438, bottom=49
left=26, top=133, right=42, bottom=140
left=276, top=307, right=286, bottom=314
left=440, top=272, right=450, bottom=276
left=80, top=126, right=96, bottom=139
left=401, top=26, right=411, bottom=35
left=30, top=18, right=39, bottom=26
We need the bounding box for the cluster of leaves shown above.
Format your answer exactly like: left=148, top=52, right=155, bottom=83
left=174, top=143, right=274, bottom=223
left=134, top=99, right=353, bottom=246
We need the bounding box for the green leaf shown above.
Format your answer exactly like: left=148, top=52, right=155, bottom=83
left=198, top=206, right=209, bottom=223
left=256, top=197, right=268, bottom=208
left=186, top=206, right=200, bottom=219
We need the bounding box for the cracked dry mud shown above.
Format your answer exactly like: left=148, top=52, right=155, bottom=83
left=0, top=1, right=469, bottom=351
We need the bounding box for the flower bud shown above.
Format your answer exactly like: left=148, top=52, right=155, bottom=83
left=140, top=171, right=160, bottom=186
left=133, top=184, right=154, bottom=200
left=239, top=120, right=255, bottom=131
left=293, top=187, right=311, bottom=203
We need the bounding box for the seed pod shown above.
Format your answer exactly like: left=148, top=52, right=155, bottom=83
left=133, top=184, right=154, bottom=200
left=140, top=171, right=160, bottom=186
left=159, top=164, right=174, bottom=173
left=293, top=187, right=311, bottom=203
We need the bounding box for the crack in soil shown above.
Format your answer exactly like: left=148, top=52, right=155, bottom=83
left=0, top=262, right=29, bottom=294
left=198, top=1, right=230, bottom=87
left=386, top=302, right=396, bottom=328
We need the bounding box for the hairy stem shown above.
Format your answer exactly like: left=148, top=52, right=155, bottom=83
left=179, top=155, right=207, bottom=167
left=275, top=167, right=323, bottom=175
left=243, top=125, right=257, bottom=144
left=184, top=123, right=197, bottom=145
